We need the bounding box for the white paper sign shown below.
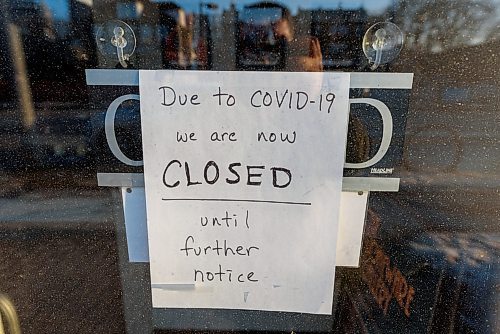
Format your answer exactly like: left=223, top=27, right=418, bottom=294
left=119, top=189, right=368, bottom=266
left=140, top=70, right=350, bottom=315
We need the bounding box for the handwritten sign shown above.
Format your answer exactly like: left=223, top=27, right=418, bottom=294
left=139, top=70, right=350, bottom=314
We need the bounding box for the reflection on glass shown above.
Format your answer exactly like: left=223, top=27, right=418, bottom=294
left=0, top=0, right=499, bottom=333
left=237, top=4, right=286, bottom=69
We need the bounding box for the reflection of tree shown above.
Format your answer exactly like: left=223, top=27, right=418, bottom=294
left=397, top=0, right=497, bottom=51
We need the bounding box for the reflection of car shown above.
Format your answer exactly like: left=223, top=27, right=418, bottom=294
left=409, top=233, right=499, bottom=333
left=29, top=107, right=93, bottom=167
left=335, top=201, right=500, bottom=334
left=0, top=109, right=31, bottom=170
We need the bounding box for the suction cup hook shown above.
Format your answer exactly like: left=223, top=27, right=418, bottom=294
left=96, top=20, right=136, bottom=68
left=363, top=22, right=403, bottom=70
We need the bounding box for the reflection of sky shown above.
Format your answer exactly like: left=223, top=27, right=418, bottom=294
left=39, top=0, right=70, bottom=21
left=155, top=0, right=393, bottom=15
left=38, top=0, right=393, bottom=22
left=240, top=8, right=282, bottom=24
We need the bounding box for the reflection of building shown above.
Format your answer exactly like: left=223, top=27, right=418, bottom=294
left=0, top=6, right=23, bottom=168
left=158, top=2, right=181, bottom=68
left=158, top=2, right=195, bottom=69
left=5, top=0, right=90, bottom=102
left=8, top=0, right=44, bottom=33
left=0, top=10, right=15, bottom=104
left=212, top=3, right=237, bottom=70
left=70, top=0, right=98, bottom=68
left=0, top=0, right=100, bottom=168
